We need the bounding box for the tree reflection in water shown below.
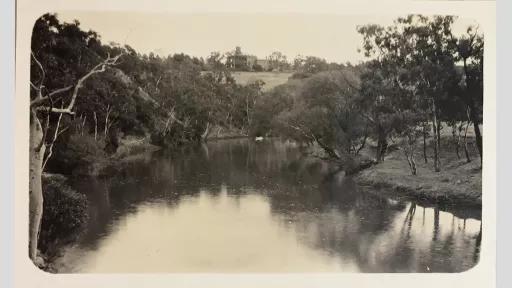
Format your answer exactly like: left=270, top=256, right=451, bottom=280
left=58, top=139, right=481, bottom=273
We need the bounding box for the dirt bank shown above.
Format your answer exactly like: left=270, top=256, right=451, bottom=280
left=355, top=137, right=482, bottom=207
left=111, top=136, right=161, bottom=162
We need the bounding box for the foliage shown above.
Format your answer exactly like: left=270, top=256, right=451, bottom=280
left=267, top=51, right=290, bottom=71
left=50, top=133, right=107, bottom=175
left=275, top=69, right=369, bottom=168
left=31, top=13, right=484, bottom=177
left=251, top=83, right=295, bottom=137
left=356, top=15, right=484, bottom=170
left=39, top=174, right=88, bottom=257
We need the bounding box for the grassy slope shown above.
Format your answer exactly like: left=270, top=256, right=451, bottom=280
left=232, top=71, right=293, bottom=91
left=356, top=135, right=482, bottom=206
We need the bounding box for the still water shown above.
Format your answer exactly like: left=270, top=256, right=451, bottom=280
left=55, top=138, right=481, bottom=273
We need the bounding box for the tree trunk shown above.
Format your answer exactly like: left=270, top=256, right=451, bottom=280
left=457, top=122, right=465, bottom=160
left=470, top=108, right=483, bottom=163
left=436, top=119, right=442, bottom=164
left=403, top=134, right=417, bottom=176
left=104, top=105, right=111, bottom=137
left=406, top=153, right=417, bottom=175
left=464, top=120, right=472, bottom=163
left=376, top=127, right=387, bottom=163
left=201, top=122, right=211, bottom=142
left=423, top=123, right=428, bottom=163
left=452, top=124, right=460, bottom=159
left=355, top=133, right=368, bottom=155
left=29, top=112, right=45, bottom=263
left=431, top=100, right=441, bottom=172
left=93, top=111, right=98, bottom=141
left=463, top=58, right=483, bottom=162
left=245, top=94, right=251, bottom=127
left=410, top=156, right=417, bottom=175
left=81, top=115, right=86, bottom=136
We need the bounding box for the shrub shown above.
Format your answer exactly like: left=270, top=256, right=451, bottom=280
left=252, top=64, right=264, bottom=72
left=55, top=133, right=107, bottom=175
left=38, top=174, right=88, bottom=259
left=290, top=72, right=312, bottom=79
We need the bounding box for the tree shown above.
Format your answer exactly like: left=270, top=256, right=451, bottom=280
left=455, top=26, right=483, bottom=162
left=302, top=56, right=329, bottom=74
left=359, top=60, right=401, bottom=162
left=358, top=15, right=462, bottom=172
left=29, top=14, right=123, bottom=263
left=267, top=51, right=289, bottom=71
left=276, top=69, right=369, bottom=173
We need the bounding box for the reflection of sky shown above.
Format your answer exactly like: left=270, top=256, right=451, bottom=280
left=57, top=189, right=359, bottom=273
left=56, top=189, right=480, bottom=273
left=55, top=139, right=481, bottom=273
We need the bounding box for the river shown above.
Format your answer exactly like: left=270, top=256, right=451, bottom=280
left=53, top=138, right=481, bottom=273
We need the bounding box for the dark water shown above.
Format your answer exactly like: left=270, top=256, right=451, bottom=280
left=55, top=138, right=481, bottom=273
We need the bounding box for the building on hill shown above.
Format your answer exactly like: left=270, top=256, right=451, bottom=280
left=226, top=46, right=269, bottom=71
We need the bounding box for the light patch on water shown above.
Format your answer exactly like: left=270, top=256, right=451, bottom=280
left=56, top=189, right=359, bottom=273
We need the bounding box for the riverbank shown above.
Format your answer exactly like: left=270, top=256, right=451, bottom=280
left=110, top=136, right=161, bottom=163
left=355, top=137, right=482, bottom=207
left=36, top=136, right=163, bottom=271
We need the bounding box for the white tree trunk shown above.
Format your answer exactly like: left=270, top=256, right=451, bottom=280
left=201, top=122, right=211, bottom=141
left=29, top=113, right=45, bottom=263
left=431, top=99, right=441, bottom=172
left=28, top=52, right=123, bottom=266
left=93, top=111, right=98, bottom=141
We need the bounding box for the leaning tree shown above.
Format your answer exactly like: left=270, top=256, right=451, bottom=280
left=29, top=14, right=123, bottom=263
left=29, top=52, right=122, bottom=263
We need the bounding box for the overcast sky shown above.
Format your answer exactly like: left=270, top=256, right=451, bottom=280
left=56, top=12, right=479, bottom=64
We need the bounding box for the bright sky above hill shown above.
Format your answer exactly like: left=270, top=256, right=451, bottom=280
left=57, top=12, right=479, bottom=64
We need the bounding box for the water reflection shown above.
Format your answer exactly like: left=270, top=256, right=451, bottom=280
left=55, top=139, right=481, bottom=273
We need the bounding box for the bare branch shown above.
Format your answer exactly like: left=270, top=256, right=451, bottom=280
left=30, top=85, right=73, bottom=107
left=31, top=52, right=124, bottom=113
left=48, top=85, right=74, bottom=97
left=31, top=51, right=45, bottom=89
left=35, top=106, right=75, bottom=115
left=66, top=52, right=123, bottom=112
left=42, top=107, right=65, bottom=171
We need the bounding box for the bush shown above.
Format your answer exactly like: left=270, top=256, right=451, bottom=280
left=290, top=72, right=312, bottom=79
left=54, top=133, right=107, bottom=175
left=252, top=64, right=264, bottom=72
left=39, top=174, right=88, bottom=259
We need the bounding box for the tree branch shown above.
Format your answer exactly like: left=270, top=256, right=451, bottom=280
left=66, top=53, right=123, bottom=111
left=30, top=85, right=73, bottom=107
left=30, top=52, right=124, bottom=113
left=35, top=106, right=76, bottom=114
left=31, top=51, right=45, bottom=89
left=42, top=106, right=65, bottom=171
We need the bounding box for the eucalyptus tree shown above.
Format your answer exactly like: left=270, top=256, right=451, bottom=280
left=267, top=51, right=290, bottom=71
left=276, top=69, right=368, bottom=173
left=454, top=26, right=484, bottom=161
left=358, top=15, right=461, bottom=172
left=29, top=14, right=123, bottom=263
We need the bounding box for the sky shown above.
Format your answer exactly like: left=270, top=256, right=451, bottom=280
left=56, top=12, right=479, bottom=64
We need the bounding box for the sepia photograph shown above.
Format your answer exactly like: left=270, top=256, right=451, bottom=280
left=27, top=11, right=484, bottom=274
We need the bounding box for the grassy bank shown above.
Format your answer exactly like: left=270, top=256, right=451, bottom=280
left=231, top=71, right=293, bottom=91
left=355, top=136, right=482, bottom=206
left=111, top=136, right=161, bottom=162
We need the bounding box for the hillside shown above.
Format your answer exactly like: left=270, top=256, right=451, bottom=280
left=231, top=71, right=294, bottom=91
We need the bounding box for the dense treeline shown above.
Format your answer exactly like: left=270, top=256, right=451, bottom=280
left=28, top=13, right=483, bottom=264
left=31, top=14, right=271, bottom=176
left=260, top=15, right=483, bottom=176
left=29, top=14, right=266, bottom=262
